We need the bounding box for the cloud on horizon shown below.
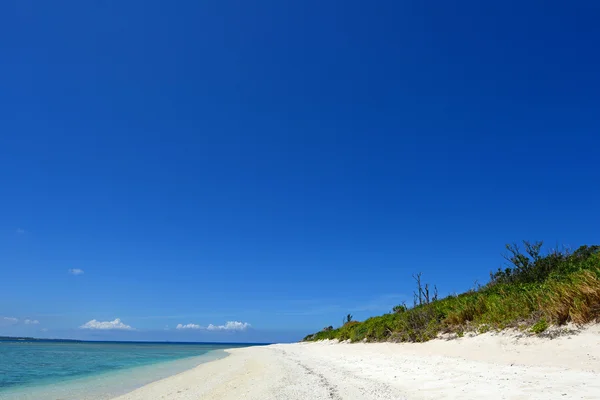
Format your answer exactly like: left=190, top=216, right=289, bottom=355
left=1, top=316, right=19, bottom=326
left=176, top=323, right=202, bottom=330
left=24, top=319, right=40, bottom=325
left=207, top=321, right=251, bottom=331
left=80, top=318, right=134, bottom=330
left=175, top=321, right=251, bottom=331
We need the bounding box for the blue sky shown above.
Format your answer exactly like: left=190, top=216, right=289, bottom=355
left=1, top=1, right=599, bottom=342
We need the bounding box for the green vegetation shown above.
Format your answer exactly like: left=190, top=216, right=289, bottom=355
left=303, top=242, right=600, bottom=343
left=531, top=319, right=549, bottom=334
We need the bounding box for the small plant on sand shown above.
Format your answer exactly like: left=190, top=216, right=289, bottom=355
left=531, top=319, right=549, bottom=334
left=478, top=324, right=490, bottom=334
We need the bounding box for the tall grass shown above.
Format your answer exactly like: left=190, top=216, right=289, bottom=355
left=303, top=243, right=600, bottom=343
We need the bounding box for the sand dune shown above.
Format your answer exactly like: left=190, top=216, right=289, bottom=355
left=113, top=325, right=600, bottom=400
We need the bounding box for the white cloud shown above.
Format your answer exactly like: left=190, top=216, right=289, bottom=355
left=16, top=228, right=26, bottom=234
left=41, top=328, right=48, bottom=332
left=175, top=321, right=251, bottom=331
left=24, top=319, right=40, bottom=325
left=176, top=323, right=202, bottom=330
left=80, top=318, right=134, bottom=330
left=1, top=316, right=19, bottom=326
left=207, top=321, right=251, bottom=331
left=68, top=268, right=84, bottom=275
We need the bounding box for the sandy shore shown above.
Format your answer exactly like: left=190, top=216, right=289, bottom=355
left=113, top=325, right=600, bottom=400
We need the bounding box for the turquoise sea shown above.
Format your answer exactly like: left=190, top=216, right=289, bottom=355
left=0, top=340, right=258, bottom=399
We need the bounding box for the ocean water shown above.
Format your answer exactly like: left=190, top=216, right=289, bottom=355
left=0, top=340, right=257, bottom=399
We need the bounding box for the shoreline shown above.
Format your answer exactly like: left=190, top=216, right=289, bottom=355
left=112, top=324, right=600, bottom=400
left=0, top=350, right=230, bottom=400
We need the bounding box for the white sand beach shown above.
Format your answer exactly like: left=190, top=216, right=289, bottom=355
left=113, top=325, right=600, bottom=400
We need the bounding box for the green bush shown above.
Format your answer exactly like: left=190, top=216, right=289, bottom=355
left=302, top=243, right=600, bottom=343
left=531, top=319, right=548, bottom=334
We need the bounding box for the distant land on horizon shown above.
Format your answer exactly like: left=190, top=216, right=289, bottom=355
left=0, top=335, right=83, bottom=342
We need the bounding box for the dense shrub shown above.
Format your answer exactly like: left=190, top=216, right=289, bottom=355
left=490, top=242, right=600, bottom=285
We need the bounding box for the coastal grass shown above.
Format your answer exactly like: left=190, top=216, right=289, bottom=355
left=303, top=243, right=600, bottom=343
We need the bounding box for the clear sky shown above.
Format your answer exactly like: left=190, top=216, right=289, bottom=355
left=1, top=1, right=599, bottom=343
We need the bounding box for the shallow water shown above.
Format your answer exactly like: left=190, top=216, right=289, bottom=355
left=0, top=340, right=254, bottom=399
